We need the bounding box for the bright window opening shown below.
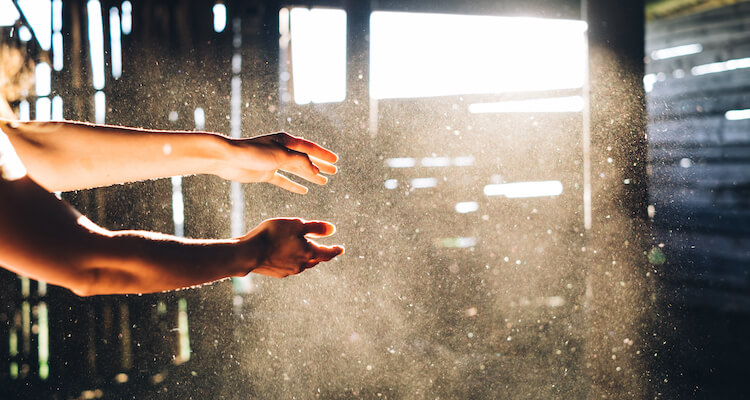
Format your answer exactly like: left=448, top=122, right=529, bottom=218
left=16, top=0, right=52, bottom=50
left=370, top=12, right=587, bottom=99
left=0, top=0, right=20, bottom=26
left=285, top=8, right=347, bottom=104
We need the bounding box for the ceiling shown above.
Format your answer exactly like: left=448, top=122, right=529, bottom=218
left=646, top=0, right=750, bottom=20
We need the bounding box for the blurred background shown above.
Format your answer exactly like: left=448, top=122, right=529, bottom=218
left=0, top=0, right=748, bottom=398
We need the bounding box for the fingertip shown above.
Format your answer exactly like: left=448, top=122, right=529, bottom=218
left=304, top=220, right=336, bottom=236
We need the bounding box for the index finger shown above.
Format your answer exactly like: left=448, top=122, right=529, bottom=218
left=303, top=220, right=336, bottom=237
left=274, top=133, right=339, bottom=163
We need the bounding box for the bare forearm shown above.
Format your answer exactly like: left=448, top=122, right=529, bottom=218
left=0, top=175, right=254, bottom=296
left=86, top=229, right=252, bottom=295
left=0, top=118, right=231, bottom=191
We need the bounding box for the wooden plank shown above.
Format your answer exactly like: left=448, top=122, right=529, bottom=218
left=649, top=163, right=750, bottom=187
left=648, top=116, right=750, bottom=147
left=647, top=116, right=723, bottom=146
left=647, top=92, right=750, bottom=119
left=647, top=1, right=750, bottom=39
left=647, top=15, right=750, bottom=50
left=654, top=229, right=750, bottom=265
left=647, top=36, right=750, bottom=75
left=648, top=145, right=750, bottom=163
left=648, top=68, right=750, bottom=99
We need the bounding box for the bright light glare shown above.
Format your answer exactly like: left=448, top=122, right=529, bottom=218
left=411, top=177, right=437, bottom=189
left=52, top=32, right=63, bottom=71
left=194, top=107, right=206, bottom=129
left=469, top=96, right=584, bottom=114
left=17, top=0, right=52, bottom=50
left=171, top=176, right=185, bottom=237
left=19, top=26, right=32, bottom=41
left=19, top=100, right=30, bottom=121
left=725, top=108, right=750, bottom=121
left=52, top=0, right=62, bottom=31
left=384, top=179, right=398, bottom=189
left=370, top=12, right=587, bottom=99
left=643, top=73, right=657, bottom=93
left=386, top=157, right=416, bottom=168
left=51, top=96, right=63, bottom=120
left=35, top=62, right=52, bottom=96
left=484, top=180, right=563, bottom=198
left=0, top=0, right=20, bottom=26
left=213, top=3, right=227, bottom=33
left=650, top=43, right=702, bottom=60
left=289, top=8, right=346, bottom=104
left=87, top=0, right=106, bottom=90
left=691, top=57, right=750, bottom=76
left=453, top=156, right=475, bottom=166
left=110, top=7, right=123, bottom=79
left=455, top=201, right=479, bottom=214
left=439, top=237, right=476, bottom=248
left=35, top=97, right=51, bottom=121
left=94, top=90, right=106, bottom=124
left=121, top=1, right=132, bottom=34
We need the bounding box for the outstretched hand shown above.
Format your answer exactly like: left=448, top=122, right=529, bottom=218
left=242, top=218, right=344, bottom=278
left=215, top=132, right=338, bottom=194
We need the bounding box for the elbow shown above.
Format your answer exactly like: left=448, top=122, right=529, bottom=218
left=69, top=267, right=105, bottom=297
left=70, top=266, right=141, bottom=296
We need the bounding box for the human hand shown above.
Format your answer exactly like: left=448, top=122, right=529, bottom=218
left=215, top=132, right=338, bottom=194
left=242, top=218, right=344, bottom=278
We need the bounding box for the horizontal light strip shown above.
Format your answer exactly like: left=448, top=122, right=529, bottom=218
left=421, top=157, right=451, bottom=167
left=650, top=43, right=702, bottom=61
left=469, top=96, right=583, bottom=114
left=386, top=157, right=416, bottom=168
left=691, top=57, right=750, bottom=76
left=484, top=180, right=563, bottom=198
left=455, top=201, right=479, bottom=213
left=437, top=237, right=476, bottom=248
left=387, top=156, right=475, bottom=168
left=453, top=156, right=475, bottom=166
left=411, top=177, right=437, bottom=189
left=725, top=108, right=750, bottom=121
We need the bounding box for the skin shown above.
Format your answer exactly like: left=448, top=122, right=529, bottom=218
left=0, top=116, right=344, bottom=296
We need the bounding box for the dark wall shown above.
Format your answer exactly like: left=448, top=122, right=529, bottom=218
left=646, top=3, right=750, bottom=398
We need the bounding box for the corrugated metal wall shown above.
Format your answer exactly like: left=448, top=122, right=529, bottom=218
left=646, top=2, right=750, bottom=312
left=646, top=5, right=750, bottom=398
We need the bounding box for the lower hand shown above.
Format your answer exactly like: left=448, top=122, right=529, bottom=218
left=241, top=218, right=344, bottom=278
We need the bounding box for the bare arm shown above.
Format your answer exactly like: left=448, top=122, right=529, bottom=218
left=0, top=174, right=343, bottom=296
left=0, top=118, right=338, bottom=193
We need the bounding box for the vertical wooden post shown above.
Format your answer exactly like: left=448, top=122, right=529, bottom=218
left=583, top=0, right=654, bottom=398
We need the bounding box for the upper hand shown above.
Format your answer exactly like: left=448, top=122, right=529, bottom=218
left=214, top=132, right=338, bottom=194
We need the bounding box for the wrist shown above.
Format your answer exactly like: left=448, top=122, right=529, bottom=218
left=234, top=228, right=271, bottom=276
left=202, top=133, right=237, bottom=177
